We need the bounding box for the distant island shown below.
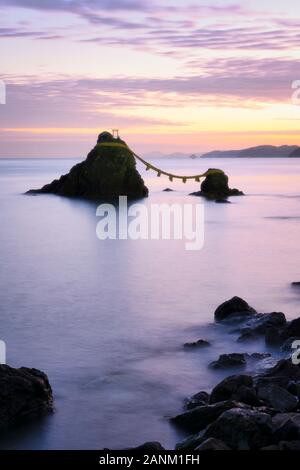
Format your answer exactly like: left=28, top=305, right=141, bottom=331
left=144, top=145, right=300, bottom=160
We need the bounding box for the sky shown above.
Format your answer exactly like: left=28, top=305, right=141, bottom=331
left=0, top=0, right=300, bottom=157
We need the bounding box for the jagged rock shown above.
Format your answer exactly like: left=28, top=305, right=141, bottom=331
left=203, top=408, right=273, bottom=450
left=171, top=400, right=249, bottom=433
left=190, top=170, right=244, bottom=201
left=27, top=132, right=148, bottom=199
left=185, top=391, right=210, bottom=410
left=210, top=374, right=254, bottom=404
left=257, top=384, right=298, bottom=412
left=214, top=296, right=257, bottom=322
left=210, top=353, right=246, bottom=369
left=0, top=364, right=53, bottom=430
left=292, top=282, right=300, bottom=287
left=195, top=438, right=230, bottom=451
left=184, top=339, right=211, bottom=349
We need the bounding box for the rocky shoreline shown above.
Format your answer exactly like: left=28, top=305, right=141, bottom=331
left=3, top=296, right=300, bottom=450
left=134, top=296, right=300, bottom=451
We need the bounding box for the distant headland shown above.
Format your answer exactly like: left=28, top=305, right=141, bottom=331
left=145, top=145, right=300, bottom=160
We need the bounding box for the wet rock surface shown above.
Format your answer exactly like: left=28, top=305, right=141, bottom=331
left=0, top=365, right=53, bottom=431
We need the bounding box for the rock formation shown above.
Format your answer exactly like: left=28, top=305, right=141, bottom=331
left=190, top=170, right=244, bottom=201
left=0, top=365, right=53, bottom=431
left=27, top=132, right=148, bottom=200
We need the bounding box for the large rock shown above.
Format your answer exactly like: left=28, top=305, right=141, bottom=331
left=203, top=408, right=273, bottom=449
left=257, top=384, right=298, bottom=412
left=190, top=170, right=244, bottom=200
left=171, top=400, right=249, bottom=433
left=27, top=132, right=148, bottom=199
left=0, top=365, right=53, bottom=430
left=214, top=296, right=257, bottom=322
left=185, top=391, right=210, bottom=410
left=210, top=374, right=255, bottom=404
left=210, top=353, right=246, bottom=370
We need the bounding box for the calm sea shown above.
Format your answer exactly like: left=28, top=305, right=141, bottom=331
left=0, top=157, right=299, bottom=449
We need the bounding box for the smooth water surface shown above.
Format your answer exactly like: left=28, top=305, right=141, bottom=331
left=0, top=157, right=299, bottom=449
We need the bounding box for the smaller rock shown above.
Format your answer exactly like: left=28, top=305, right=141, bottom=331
left=185, top=391, right=210, bottom=410
left=292, top=282, right=300, bottom=287
left=210, top=353, right=246, bottom=369
left=214, top=296, right=257, bottom=322
left=184, top=339, right=211, bottom=349
left=163, top=188, right=174, bottom=192
left=195, top=438, right=230, bottom=451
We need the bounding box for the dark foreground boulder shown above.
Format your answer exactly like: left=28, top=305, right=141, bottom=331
left=214, top=296, right=257, bottom=322
left=203, top=408, right=273, bottom=449
left=0, top=365, right=53, bottom=431
left=171, top=400, right=249, bottom=433
left=27, top=132, right=148, bottom=200
left=190, top=170, right=243, bottom=201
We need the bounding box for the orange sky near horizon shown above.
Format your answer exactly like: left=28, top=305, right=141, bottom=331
left=0, top=0, right=300, bottom=156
